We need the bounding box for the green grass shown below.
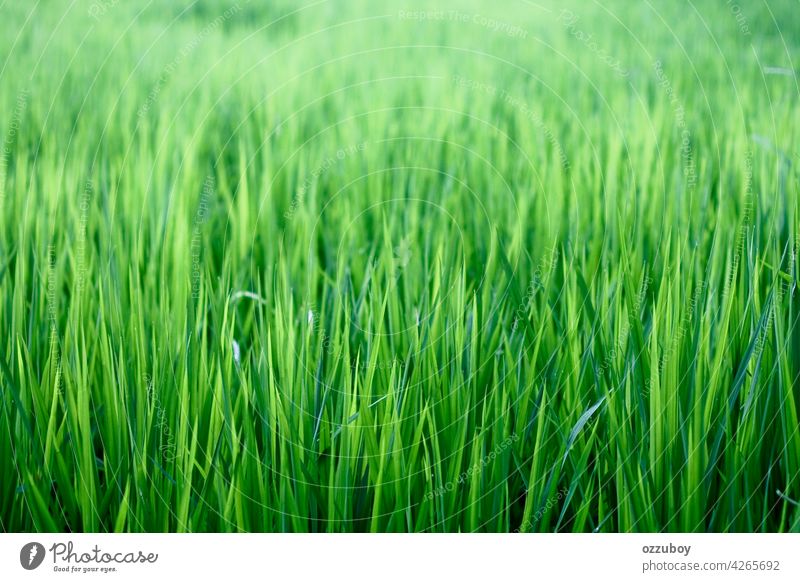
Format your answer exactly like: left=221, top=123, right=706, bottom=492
left=1, top=0, right=799, bottom=532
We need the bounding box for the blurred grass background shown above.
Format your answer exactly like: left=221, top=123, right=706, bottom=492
left=0, top=0, right=799, bottom=532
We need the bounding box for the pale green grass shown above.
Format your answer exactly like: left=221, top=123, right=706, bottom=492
left=1, top=0, right=799, bottom=532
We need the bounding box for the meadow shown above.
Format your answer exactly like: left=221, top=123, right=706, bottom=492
left=1, top=0, right=799, bottom=532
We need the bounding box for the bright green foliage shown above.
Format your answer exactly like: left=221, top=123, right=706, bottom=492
left=1, top=0, right=799, bottom=532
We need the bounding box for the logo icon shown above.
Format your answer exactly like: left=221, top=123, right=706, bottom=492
left=20, top=542, right=46, bottom=570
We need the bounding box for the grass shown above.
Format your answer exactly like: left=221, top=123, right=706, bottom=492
left=1, top=0, right=799, bottom=532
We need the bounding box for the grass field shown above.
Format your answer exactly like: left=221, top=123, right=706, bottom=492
left=1, top=0, right=799, bottom=532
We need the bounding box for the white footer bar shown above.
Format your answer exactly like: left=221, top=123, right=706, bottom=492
left=1, top=534, right=798, bottom=581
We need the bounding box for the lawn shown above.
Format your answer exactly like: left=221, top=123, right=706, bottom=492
left=1, top=0, right=799, bottom=532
